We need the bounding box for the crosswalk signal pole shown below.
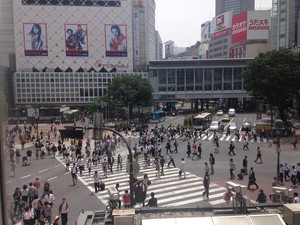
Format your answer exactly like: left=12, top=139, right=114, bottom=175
left=93, top=112, right=134, bottom=207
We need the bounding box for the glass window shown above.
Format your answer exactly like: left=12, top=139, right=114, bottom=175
left=233, top=68, right=243, bottom=90
left=204, top=68, right=213, bottom=91
left=167, top=69, right=176, bottom=92
left=195, top=69, right=203, bottom=91
left=213, top=68, right=222, bottom=91
left=158, top=69, right=167, bottom=92
left=176, top=69, right=185, bottom=91
left=186, top=69, right=194, bottom=91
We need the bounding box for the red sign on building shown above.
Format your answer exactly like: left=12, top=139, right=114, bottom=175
left=232, top=11, right=247, bottom=44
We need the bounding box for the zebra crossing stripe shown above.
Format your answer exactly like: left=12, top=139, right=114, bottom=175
left=160, top=187, right=226, bottom=206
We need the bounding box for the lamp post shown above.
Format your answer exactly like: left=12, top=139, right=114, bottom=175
left=273, top=119, right=284, bottom=181
left=34, top=109, right=39, bottom=140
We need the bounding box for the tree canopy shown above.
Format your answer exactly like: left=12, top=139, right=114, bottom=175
left=242, top=50, right=300, bottom=120
left=89, top=74, right=153, bottom=120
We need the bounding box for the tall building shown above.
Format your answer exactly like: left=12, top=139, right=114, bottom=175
left=271, top=0, right=300, bottom=50
left=10, top=0, right=156, bottom=107
left=215, top=0, right=255, bottom=16
left=155, top=30, right=163, bottom=60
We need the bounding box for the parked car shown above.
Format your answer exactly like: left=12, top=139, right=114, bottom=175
left=228, top=122, right=237, bottom=132
left=217, top=110, right=224, bottom=116
left=222, top=114, right=230, bottom=122
left=209, top=121, right=220, bottom=132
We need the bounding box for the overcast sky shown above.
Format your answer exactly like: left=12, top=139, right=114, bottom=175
left=155, top=0, right=273, bottom=47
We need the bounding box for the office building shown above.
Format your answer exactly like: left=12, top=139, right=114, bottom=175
left=215, top=0, right=255, bottom=16
left=155, top=31, right=163, bottom=60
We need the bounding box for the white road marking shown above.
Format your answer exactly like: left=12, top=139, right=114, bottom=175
left=5, top=181, right=12, bottom=184
left=48, top=176, right=57, bottom=181
left=21, top=175, right=31, bottom=179
left=39, top=169, right=48, bottom=173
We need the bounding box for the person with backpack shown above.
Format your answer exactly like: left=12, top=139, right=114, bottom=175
left=28, top=182, right=36, bottom=204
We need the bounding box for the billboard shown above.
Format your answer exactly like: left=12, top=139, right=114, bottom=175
left=132, top=10, right=140, bottom=65
left=23, top=23, right=48, bottom=56
left=247, top=10, right=271, bottom=40
left=65, top=24, right=88, bottom=57
left=105, top=24, right=128, bottom=57
left=211, top=11, right=232, bottom=39
left=201, top=21, right=212, bottom=44
left=232, top=10, right=271, bottom=44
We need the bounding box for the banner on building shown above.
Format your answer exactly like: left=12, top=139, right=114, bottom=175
left=65, top=24, right=88, bottom=57
left=105, top=24, right=128, bottom=57
left=23, top=23, right=48, bottom=56
left=201, top=21, right=212, bottom=44
left=133, top=10, right=140, bottom=65
left=211, top=11, right=232, bottom=39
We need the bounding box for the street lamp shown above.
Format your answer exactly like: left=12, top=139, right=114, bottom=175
left=34, top=108, right=40, bottom=140
left=273, top=119, right=284, bottom=181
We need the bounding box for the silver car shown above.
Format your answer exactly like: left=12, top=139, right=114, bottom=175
left=209, top=121, right=220, bottom=132
left=227, top=122, right=237, bottom=132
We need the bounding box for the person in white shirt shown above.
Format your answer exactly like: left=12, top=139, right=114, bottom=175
left=291, top=165, right=298, bottom=188
left=93, top=171, right=101, bottom=193
left=179, top=158, right=186, bottom=179
left=293, top=192, right=299, bottom=203
left=43, top=191, right=55, bottom=208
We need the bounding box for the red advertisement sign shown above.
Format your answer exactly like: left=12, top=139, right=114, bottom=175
left=232, top=11, right=247, bottom=44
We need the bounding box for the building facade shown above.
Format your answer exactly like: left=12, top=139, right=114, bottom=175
left=271, top=0, right=300, bottom=50
left=148, top=59, right=251, bottom=107
left=155, top=30, right=163, bottom=60
left=215, top=0, right=255, bottom=16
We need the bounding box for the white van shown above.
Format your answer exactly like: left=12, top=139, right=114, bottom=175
left=228, top=108, right=236, bottom=117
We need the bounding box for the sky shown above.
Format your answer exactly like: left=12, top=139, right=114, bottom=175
left=155, top=0, right=273, bottom=47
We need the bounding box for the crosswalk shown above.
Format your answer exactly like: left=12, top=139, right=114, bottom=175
left=122, top=132, right=268, bottom=143
left=56, top=149, right=229, bottom=208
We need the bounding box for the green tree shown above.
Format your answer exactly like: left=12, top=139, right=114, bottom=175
left=107, top=75, right=153, bottom=117
left=242, top=50, right=300, bottom=121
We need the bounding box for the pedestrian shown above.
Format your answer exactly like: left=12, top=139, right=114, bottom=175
left=256, top=189, right=267, bottom=203
left=279, top=164, right=284, bottom=184
left=284, top=163, right=291, bottom=181
left=228, top=141, right=236, bottom=156
left=78, top=156, right=85, bottom=176
left=59, top=197, right=68, bottom=225
left=41, top=201, right=52, bottom=224
left=248, top=167, right=259, bottom=189
left=43, top=190, right=55, bottom=208
left=254, top=146, right=263, bottom=163
left=71, top=163, right=78, bottom=185
left=23, top=206, right=35, bottom=225
left=173, top=139, right=178, bottom=153
left=83, top=158, right=90, bottom=174
left=179, top=158, right=186, bottom=179
left=13, top=187, right=22, bottom=215
left=197, top=143, right=202, bottom=159
left=117, top=154, right=122, bottom=170
left=108, top=154, right=114, bottom=173
left=229, top=158, right=236, bottom=179
left=243, top=138, right=249, bottom=150
left=93, top=171, right=100, bottom=193
left=209, top=154, right=215, bottom=175
left=293, top=192, right=299, bottom=203
left=165, top=140, right=172, bottom=154
left=226, top=126, right=230, bottom=136
left=160, top=156, right=165, bottom=175
left=202, top=174, right=210, bottom=198
left=15, top=148, right=21, bottom=163
left=291, top=165, right=297, bottom=188
left=26, top=148, right=32, bottom=164
left=242, top=156, right=248, bottom=175
left=155, top=158, right=160, bottom=178
left=167, top=153, right=176, bottom=167
left=28, top=182, right=36, bottom=204
left=33, top=177, right=41, bottom=196
left=146, top=192, right=158, bottom=207
left=102, top=159, right=108, bottom=178
left=223, top=188, right=233, bottom=204
left=204, top=162, right=210, bottom=176
left=10, top=160, right=16, bottom=177
left=186, top=142, right=191, bottom=157
left=292, top=137, right=297, bottom=150
left=21, top=184, right=29, bottom=207
left=122, top=190, right=130, bottom=208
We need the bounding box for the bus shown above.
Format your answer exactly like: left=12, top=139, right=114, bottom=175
left=193, top=113, right=212, bottom=130
left=61, top=109, right=80, bottom=123
left=150, top=109, right=166, bottom=123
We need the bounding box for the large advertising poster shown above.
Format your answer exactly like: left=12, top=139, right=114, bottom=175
left=211, top=11, right=232, bottom=39
left=247, top=10, right=271, bottom=40
left=23, top=23, right=48, bottom=56
left=105, top=24, right=127, bottom=57
left=65, top=24, right=88, bottom=57
left=132, top=10, right=140, bottom=65
left=201, top=21, right=212, bottom=44
left=232, top=11, right=247, bottom=44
